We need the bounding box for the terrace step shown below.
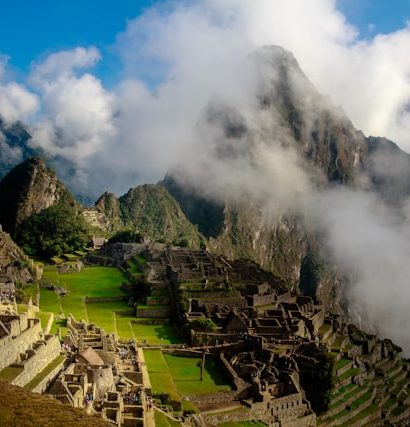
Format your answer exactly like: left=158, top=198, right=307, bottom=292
left=333, top=359, right=353, bottom=377
left=335, top=367, right=361, bottom=388
left=338, top=403, right=381, bottom=427
left=321, top=390, right=375, bottom=426
left=326, top=387, right=369, bottom=418
left=386, top=362, right=403, bottom=379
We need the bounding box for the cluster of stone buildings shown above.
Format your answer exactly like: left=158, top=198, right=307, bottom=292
left=0, top=302, right=63, bottom=393
left=138, top=246, right=410, bottom=426
left=49, top=315, right=151, bottom=426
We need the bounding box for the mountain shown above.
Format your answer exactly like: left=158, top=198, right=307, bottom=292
left=0, top=225, right=36, bottom=286
left=0, top=119, right=38, bottom=181
left=0, top=157, right=76, bottom=234
left=2, top=45, right=410, bottom=310
left=0, top=157, right=90, bottom=257
left=93, top=185, right=204, bottom=247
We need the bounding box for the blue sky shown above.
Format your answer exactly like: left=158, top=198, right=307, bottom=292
left=0, top=0, right=408, bottom=85
left=0, top=0, right=158, bottom=84
left=339, top=0, right=410, bottom=36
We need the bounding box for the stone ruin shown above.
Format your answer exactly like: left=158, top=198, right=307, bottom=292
left=139, top=246, right=410, bottom=426
left=0, top=305, right=63, bottom=393
left=49, top=315, right=151, bottom=427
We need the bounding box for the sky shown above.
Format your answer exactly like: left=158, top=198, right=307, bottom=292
left=0, top=0, right=409, bottom=84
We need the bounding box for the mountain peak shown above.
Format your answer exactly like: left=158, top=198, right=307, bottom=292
left=0, top=156, right=72, bottom=233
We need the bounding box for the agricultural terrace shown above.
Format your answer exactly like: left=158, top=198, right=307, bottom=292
left=144, top=349, right=232, bottom=409
left=38, top=265, right=181, bottom=343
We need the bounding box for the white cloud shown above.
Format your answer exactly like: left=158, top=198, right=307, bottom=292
left=29, top=46, right=101, bottom=88
left=29, top=47, right=114, bottom=165
left=0, top=57, right=38, bottom=124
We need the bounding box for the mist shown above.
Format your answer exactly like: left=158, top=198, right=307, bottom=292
left=1, top=0, right=410, bottom=352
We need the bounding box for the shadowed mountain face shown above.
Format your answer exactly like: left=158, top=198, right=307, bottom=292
left=0, top=119, right=37, bottom=181
left=0, top=157, right=71, bottom=233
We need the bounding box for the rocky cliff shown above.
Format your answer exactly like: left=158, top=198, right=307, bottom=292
left=0, top=225, right=36, bottom=285
left=0, top=157, right=73, bottom=233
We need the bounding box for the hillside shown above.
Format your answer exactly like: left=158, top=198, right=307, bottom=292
left=93, top=184, right=204, bottom=247
left=0, top=157, right=74, bottom=233
left=0, top=380, right=110, bottom=427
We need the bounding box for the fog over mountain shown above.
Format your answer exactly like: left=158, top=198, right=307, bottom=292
left=1, top=0, right=410, bottom=352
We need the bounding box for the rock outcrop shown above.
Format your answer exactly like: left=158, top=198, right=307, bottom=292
left=0, top=224, right=36, bottom=285
left=0, top=157, right=72, bottom=233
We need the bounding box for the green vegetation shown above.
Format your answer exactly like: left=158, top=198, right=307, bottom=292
left=131, top=323, right=182, bottom=345
left=0, top=366, right=24, bottom=381
left=145, top=350, right=180, bottom=403
left=145, top=350, right=232, bottom=404
left=299, top=251, right=324, bottom=297
left=17, top=193, right=90, bottom=257
left=300, top=349, right=334, bottom=414
left=337, top=368, right=361, bottom=383
left=190, top=318, right=217, bottom=332
left=39, top=265, right=181, bottom=343
left=333, top=358, right=351, bottom=372
left=154, top=409, right=181, bottom=427
left=118, top=184, right=203, bottom=247
left=108, top=229, right=143, bottom=243
left=24, top=355, right=65, bottom=391
left=36, top=311, right=53, bottom=330
left=163, top=353, right=232, bottom=395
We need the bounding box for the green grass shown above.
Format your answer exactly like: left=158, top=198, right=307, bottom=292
left=131, top=323, right=182, bottom=345
left=334, top=359, right=351, bottom=372
left=39, top=288, right=62, bottom=314
left=145, top=349, right=180, bottom=402
left=40, top=265, right=184, bottom=344
left=163, top=354, right=232, bottom=395
left=40, top=266, right=138, bottom=338
left=391, top=403, right=410, bottom=417
left=338, top=403, right=379, bottom=426
left=0, top=366, right=23, bottom=381
left=337, top=368, right=361, bottom=382
left=17, top=303, right=28, bottom=314
left=50, top=318, right=67, bottom=336
left=325, top=392, right=373, bottom=422
left=144, top=349, right=170, bottom=372
left=36, top=311, right=53, bottom=331
left=43, top=265, right=127, bottom=298
left=154, top=409, right=181, bottom=427
left=24, top=355, right=65, bottom=391
left=330, top=383, right=356, bottom=400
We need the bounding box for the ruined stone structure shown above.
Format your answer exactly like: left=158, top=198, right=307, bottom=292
left=138, top=246, right=410, bottom=426
left=50, top=315, right=150, bottom=426
left=0, top=307, right=63, bottom=390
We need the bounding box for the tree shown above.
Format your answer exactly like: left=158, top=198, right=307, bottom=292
left=299, top=251, right=324, bottom=297
left=190, top=318, right=217, bottom=332
left=17, top=204, right=89, bottom=258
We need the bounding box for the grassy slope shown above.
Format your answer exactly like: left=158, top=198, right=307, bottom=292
left=40, top=265, right=182, bottom=343
left=163, top=354, right=232, bottom=395
left=0, top=380, right=110, bottom=427
left=144, top=350, right=232, bottom=400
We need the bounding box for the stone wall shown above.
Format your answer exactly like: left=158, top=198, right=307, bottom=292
left=136, top=306, right=170, bottom=317
left=0, top=318, right=41, bottom=370
left=11, top=335, right=62, bottom=387
left=31, top=356, right=66, bottom=394
left=252, top=293, right=277, bottom=306
left=85, top=296, right=127, bottom=303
